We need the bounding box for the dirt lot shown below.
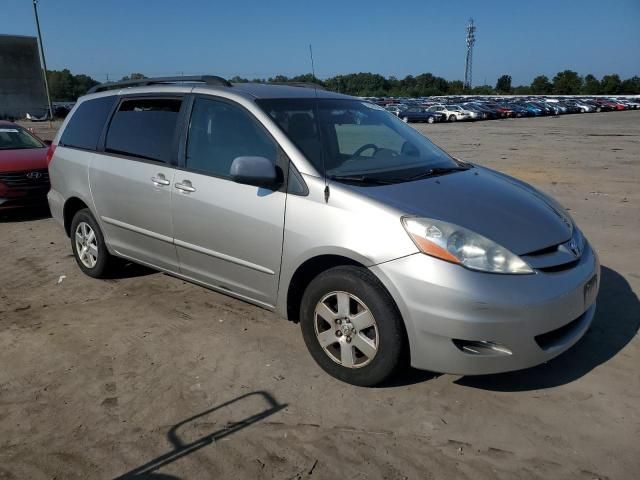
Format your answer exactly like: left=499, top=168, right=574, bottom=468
left=1, top=112, right=639, bottom=479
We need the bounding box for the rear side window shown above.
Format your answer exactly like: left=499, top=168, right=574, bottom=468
left=59, top=96, right=115, bottom=150
left=105, top=98, right=182, bottom=163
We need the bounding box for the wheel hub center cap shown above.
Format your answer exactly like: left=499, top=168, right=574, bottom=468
left=340, top=322, right=354, bottom=336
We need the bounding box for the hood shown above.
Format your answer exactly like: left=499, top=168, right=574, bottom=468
left=351, top=166, right=572, bottom=255
left=0, top=147, right=48, bottom=172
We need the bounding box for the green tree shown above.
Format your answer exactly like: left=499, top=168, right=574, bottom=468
left=72, top=74, right=99, bottom=98
left=290, top=73, right=321, bottom=84
left=601, top=74, right=622, bottom=95
left=119, top=73, right=147, bottom=81
left=472, top=85, right=494, bottom=95
left=530, top=75, right=553, bottom=94
left=448, top=80, right=465, bottom=94
left=42, top=68, right=638, bottom=100
left=46, top=69, right=99, bottom=101
left=581, top=74, right=601, bottom=95
left=552, top=70, right=582, bottom=94
left=621, top=76, right=640, bottom=94
left=495, top=74, right=512, bottom=94
left=513, top=85, right=532, bottom=95
left=47, top=69, right=75, bottom=101
left=324, top=72, right=388, bottom=96
left=268, top=74, right=290, bottom=83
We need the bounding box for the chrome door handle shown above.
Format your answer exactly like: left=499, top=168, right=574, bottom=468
left=151, top=174, right=170, bottom=186
left=175, top=181, right=196, bottom=193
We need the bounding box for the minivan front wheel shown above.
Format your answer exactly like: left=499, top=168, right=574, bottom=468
left=70, top=208, right=116, bottom=278
left=300, top=266, right=405, bottom=386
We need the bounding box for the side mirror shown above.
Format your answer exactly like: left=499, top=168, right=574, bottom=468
left=230, top=156, right=281, bottom=188
left=43, top=139, right=52, bottom=146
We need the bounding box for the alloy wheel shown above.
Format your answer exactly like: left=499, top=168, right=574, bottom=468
left=75, top=221, right=98, bottom=268
left=314, top=291, right=379, bottom=368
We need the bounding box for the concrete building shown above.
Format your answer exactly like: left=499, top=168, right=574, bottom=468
left=0, top=34, right=47, bottom=120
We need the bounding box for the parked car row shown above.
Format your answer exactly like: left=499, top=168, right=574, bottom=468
left=371, top=96, right=639, bottom=123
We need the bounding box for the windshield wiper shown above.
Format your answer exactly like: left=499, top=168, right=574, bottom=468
left=328, top=174, right=395, bottom=185
left=403, top=166, right=469, bottom=182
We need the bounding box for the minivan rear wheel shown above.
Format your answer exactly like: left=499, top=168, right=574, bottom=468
left=300, top=266, right=405, bottom=386
left=70, top=208, right=116, bottom=278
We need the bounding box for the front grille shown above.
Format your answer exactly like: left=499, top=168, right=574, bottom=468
left=0, top=169, right=49, bottom=188
left=525, top=244, right=560, bottom=256
left=537, top=260, right=579, bottom=273
left=521, top=236, right=584, bottom=273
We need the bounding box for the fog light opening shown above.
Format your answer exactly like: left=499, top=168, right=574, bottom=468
left=452, top=339, right=512, bottom=356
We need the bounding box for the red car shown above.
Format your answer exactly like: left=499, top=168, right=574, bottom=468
left=0, top=121, right=52, bottom=211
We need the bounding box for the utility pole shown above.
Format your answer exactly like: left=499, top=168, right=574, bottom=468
left=464, top=18, right=476, bottom=90
left=32, top=0, right=54, bottom=124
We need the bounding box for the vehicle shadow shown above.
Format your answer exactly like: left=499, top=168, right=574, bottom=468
left=455, top=265, right=639, bottom=391
left=113, top=391, right=287, bottom=479
left=108, top=260, right=158, bottom=279
left=0, top=204, right=51, bottom=223
left=377, top=365, right=441, bottom=388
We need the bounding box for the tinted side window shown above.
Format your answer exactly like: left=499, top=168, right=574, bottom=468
left=105, top=98, right=182, bottom=163
left=59, top=96, right=116, bottom=150
left=256, top=99, right=323, bottom=170
left=186, top=98, right=277, bottom=178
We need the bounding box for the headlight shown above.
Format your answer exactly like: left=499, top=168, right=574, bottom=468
left=402, top=217, right=533, bottom=274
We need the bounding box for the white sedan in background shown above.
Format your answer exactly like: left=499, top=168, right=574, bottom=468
left=427, top=104, right=473, bottom=122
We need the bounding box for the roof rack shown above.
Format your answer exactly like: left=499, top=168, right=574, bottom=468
left=87, top=75, right=232, bottom=94
left=269, top=82, right=326, bottom=91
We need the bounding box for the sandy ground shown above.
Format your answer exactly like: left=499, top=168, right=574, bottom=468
left=1, top=112, right=639, bottom=479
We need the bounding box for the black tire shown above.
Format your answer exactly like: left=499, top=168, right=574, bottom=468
left=70, top=208, right=117, bottom=278
left=299, top=266, right=406, bottom=387
left=401, top=116, right=409, bottom=123
left=427, top=116, right=435, bottom=124
left=448, top=115, right=457, bottom=122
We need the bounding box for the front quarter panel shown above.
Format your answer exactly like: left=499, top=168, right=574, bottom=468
left=276, top=174, right=418, bottom=316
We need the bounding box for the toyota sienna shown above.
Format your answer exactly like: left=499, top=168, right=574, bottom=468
left=47, top=76, right=600, bottom=386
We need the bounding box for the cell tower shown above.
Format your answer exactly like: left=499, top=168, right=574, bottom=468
left=464, top=18, right=476, bottom=89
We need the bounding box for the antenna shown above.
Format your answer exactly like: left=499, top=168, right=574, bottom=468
left=464, top=18, right=476, bottom=90
left=308, top=43, right=329, bottom=201
left=309, top=44, right=317, bottom=81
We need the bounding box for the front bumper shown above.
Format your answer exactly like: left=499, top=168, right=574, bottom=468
left=0, top=192, right=49, bottom=210
left=0, top=178, right=50, bottom=210
left=370, top=243, right=600, bottom=375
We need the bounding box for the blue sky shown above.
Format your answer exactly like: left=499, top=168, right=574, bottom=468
left=2, top=0, right=639, bottom=85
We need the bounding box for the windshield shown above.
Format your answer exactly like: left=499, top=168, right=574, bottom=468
left=257, top=98, right=461, bottom=184
left=0, top=126, right=44, bottom=150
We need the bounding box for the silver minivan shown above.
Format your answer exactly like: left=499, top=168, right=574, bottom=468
left=47, top=76, right=599, bottom=386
